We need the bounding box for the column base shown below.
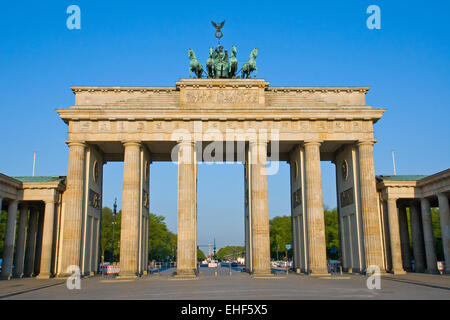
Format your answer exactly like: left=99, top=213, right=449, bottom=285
left=36, top=273, right=52, bottom=279
left=116, top=272, right=138, bottom=279
left=252, top=272, right=275, bottom=278
left=390, top=269, right=407, bottom=275
left=13, top=273, right=24, bottom=279
left=308, top=268, right=329, bottom=276
left=174, top=269, right=197, bottom=279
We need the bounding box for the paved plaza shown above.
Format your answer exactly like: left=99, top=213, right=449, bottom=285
left=1, top=267, right=449, bottom=300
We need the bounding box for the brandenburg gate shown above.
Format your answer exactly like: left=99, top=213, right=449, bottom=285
left=55, top=78, right=386, bottom=277
left=1, top=22, right=449, bottom=282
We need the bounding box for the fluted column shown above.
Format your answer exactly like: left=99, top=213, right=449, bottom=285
left=304, top=141, right=328, bottom=275
left=386, top=198, right=406, bottom=274
left=24, top=209, right=39, bottom=277
left=37, top=201, right=56, bottom=278
left=249, top=140, right=271, bottom=276
left=437, top=193, right=450, bottom=273
left=1, top=200, right=19, bottom=280
left=398, top=205, right=412, bottom=271
left=357, top=141, right=384, bottom=272
left=119, top=141, right=141, bottom=277
left=176, top=141, right=197, bottom=277
left=14, top=204, right=29, bottom=278
left=420, top=198, right=438, bottom=273
left=410, top=203, right=426, bottom=272
left=59, top=141, right=86, bottom=275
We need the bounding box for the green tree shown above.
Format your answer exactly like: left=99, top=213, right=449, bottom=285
left=148, top=213, right=177, bottom=261
left=267, top=209, right=340, bottom=261
left=100, top=207, right=121, bottom=263
left=431, top=208, right=443, bottom=260
left=197, top=249, right=207, bottom=261
left=216, top=246, right=245, bottom=260
left=324, top=208, right=340, bottom=260
left=269, top=216, right=292, bottom=260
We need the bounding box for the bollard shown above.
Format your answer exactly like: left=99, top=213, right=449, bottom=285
left=229, top=263, right=232, bottom=276
left=340, top=265, right=343, bottom=275
left=215, top=266, right=218, bottom=277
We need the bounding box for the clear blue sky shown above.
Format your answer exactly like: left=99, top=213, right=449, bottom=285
left=1, top=1, right=449, bottom=249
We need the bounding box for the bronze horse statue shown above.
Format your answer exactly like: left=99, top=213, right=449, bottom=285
left=206, top=47, right=215, bottom=78
left=241, top=48, right=258, bottom=79
left=188, top=48, right=204, bottom=78
left=228, top=45, right=238, bottom=78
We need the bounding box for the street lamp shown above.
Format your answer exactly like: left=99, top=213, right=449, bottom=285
left=110, top=198, right=117, bottom=264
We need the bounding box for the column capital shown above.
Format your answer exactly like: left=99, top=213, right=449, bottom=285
left=8, top=199, right=19, bottom=206
left=437, top=192, right=448, bottom=199
left=66, top=140, right=86, bottom=148
left=44, top=200, right=57, bottom=205
left=249, top=140, right=268, bottom=147
left=177, top=140, right=195, bottom=146
left=303, top=140, right=323, bottom=147
left=122, top=141, right=142, bottom=148
left=357, top=140, right=377, bottom=147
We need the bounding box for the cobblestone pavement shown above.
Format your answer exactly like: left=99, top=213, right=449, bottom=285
left=1, top=267, right=449, bottom=300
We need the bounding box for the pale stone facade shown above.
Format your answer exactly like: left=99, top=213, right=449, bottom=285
left=0, top=175, right=65, bottom=279
left=2, top=78, right=448, bottom=280
left=377, top=169, right=450, bottom=274
left=53, top=78, right=386, bottom=277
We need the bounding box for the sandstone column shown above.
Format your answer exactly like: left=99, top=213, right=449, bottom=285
left=420, top=198, right=438, bottom=273
left=410, top=203, right=426, bottom=272
left=34, top=209, right=44, bottom=275
left=1, top=200, right=19, bottom=280
left=59, top=141, right=86, bottom=275
left=386, top=198, right=406, bottom=274
left=119, top=141, right=141, bottom=277
left=437, top=193, right=450, bottom=273
left=398, top=204, right=412, bottom=271
left=357, top=141, right=384, bottom=272
left=176, top=141, right=197, bottom=277
left=37, top=201, right=56, bottom=278
left=250, top=140, right=271, bottom=276
left=24, top=209, right=39, bottom=277
left=14, top=204, right=29, bottom=278
left=304, top=141, right=328, bottom=275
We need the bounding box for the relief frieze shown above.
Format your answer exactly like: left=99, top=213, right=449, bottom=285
left=183, top=89, right=259, bottom=105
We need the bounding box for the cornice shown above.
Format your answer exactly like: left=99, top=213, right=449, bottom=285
left=70, top=85, right=370, bottom=94
left=71, top=86, right=177, bottom=94
left=417, top=168, right=450, bottom=187
left=176, top=78, right=269, bottom=89
left=267, top=87, right=370, bottom=94
left=57, top=108, right=385, bottom=123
